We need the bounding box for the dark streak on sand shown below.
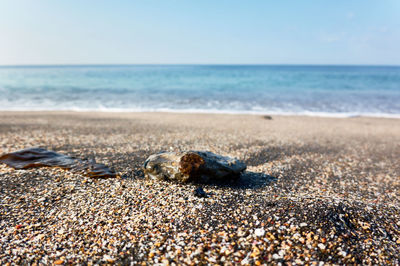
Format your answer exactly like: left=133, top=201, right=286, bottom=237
left=0, top=147, right=117, bottom=178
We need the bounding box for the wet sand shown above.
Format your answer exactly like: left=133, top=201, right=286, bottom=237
left=0, top=111, right=399, bottom=264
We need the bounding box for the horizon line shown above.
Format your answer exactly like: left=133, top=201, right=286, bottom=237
left=0, top=63, right=399, bottom=68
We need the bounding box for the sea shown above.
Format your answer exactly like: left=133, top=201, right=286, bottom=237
left=0, top=65, right=399, bottom=118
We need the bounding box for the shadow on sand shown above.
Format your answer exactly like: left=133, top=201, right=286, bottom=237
left=184, top=171, right=277, bottom=189
left=128, top=169, right=277, bottom=189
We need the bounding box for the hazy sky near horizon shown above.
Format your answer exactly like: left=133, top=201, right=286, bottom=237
left=1, top=0, right=399, bottom=65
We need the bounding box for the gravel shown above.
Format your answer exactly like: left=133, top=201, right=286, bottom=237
left=0, top=111, right=399, bottom=264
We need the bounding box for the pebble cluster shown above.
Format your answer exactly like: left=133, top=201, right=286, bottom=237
left=0, top=112, right=399, bottom=264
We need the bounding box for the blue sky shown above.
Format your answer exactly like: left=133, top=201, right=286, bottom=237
left=0, top=0, right=399, bottom=65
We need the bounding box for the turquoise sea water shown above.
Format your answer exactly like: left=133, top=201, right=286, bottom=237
left=0, top=65, right=399, bottom=117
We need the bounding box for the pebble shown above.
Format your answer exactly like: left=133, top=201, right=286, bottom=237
left=193, top=187, right=208, bottom=198
left=254, top=228, right=265, bottom=237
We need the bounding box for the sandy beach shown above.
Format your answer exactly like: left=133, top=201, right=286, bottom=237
left=0, top=111, right=399, bottom=264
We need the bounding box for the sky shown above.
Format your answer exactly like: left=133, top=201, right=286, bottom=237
left=0, top=0, right=399, bottom=65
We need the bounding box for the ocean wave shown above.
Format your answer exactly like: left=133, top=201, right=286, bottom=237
left=1, top=105, right=399, bottom=119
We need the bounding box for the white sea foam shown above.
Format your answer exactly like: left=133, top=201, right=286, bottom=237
left=1, top=105, right=399, bottom=119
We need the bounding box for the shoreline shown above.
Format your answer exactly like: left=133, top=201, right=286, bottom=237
left=0, top=109, right=400, bottom=119
left=0, top=111, right=399, bottom=264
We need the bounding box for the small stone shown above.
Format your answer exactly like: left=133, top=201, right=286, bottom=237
left=143, top=151, right=246, bottom=183
left=15, top=224, right=23, bottom=229
left=318, top=243, right=326, bottom=250
left=193, top=187, right=208, bottom=198
left=272, top=253, right=282, bottom=260
left=300, top=222, right=307, bottom=227
left=254, top=228, right=265, bottom=237
left=38, top=197, right=46, bottom=203
left=103, top=255, right=115, bottom=262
